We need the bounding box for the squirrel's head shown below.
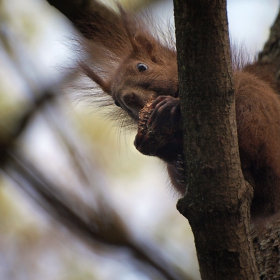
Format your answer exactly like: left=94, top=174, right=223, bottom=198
left=78, top=6, right=178, bottom=121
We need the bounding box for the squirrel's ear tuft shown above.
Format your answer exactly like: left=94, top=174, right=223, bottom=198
left=118, top=5, right=161, bottom=63
left=134, top=34, right=161, bottom=63
left=118, top=5, right=138, bottom=52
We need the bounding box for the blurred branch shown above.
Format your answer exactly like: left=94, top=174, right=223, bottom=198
left=0, top=90, right=56, bottom=166
left=5, top=151, right=130, bottom=247
left=3, top=151, right=190, bottom=280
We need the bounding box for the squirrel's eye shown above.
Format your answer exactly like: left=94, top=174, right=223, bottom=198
left=137, top=63, right=148, bottom=72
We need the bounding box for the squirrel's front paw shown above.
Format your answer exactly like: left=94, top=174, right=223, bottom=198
left=134, top=96, right=183, bottom=162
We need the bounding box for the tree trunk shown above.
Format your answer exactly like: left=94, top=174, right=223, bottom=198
left=173, top=0, right=259, bottom=279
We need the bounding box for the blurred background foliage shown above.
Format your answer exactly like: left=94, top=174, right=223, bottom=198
left=0, top=0, right=278, bottom=279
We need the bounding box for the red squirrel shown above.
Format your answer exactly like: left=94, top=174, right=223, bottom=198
left=76, top=5, right=280, bottom=219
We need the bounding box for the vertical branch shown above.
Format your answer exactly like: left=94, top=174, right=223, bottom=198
left=173, top=0, right=258, bottom=279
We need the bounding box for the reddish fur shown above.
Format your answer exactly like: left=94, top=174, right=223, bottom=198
left=75, top=3, right=280, bottom=218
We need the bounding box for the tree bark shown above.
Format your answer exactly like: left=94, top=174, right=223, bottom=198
left=173, top=0, right=259, bottom=279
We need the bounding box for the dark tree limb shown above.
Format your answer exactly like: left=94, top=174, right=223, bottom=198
left=46, top=0, right=124, bottom=41
left=173, top=0, right=258, bottom=279
left=259, top=8, right=280, bottom=75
